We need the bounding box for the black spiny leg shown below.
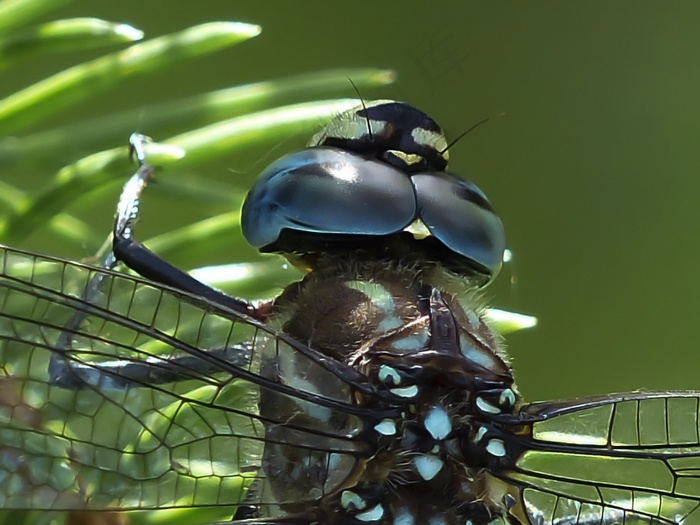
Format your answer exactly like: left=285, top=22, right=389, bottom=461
left=48, top=134, right=265, bottom=388
left=113, top=134, right=263, bottom=320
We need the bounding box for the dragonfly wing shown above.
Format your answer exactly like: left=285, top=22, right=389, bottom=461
left=498, top=392, right=700, bottom=525
left=0, top=246, right=371, bottom=517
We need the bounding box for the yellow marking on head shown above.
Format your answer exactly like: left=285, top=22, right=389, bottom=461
left=308, top=102, right=391, bottom=147
left=411, top=127, right=449, bottom=159
left=404, top=218, right=432, bottom=240
left=389, top=151, right=424, bottom=166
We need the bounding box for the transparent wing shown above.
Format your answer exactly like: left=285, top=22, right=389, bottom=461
left=0, top=245, right=375, bottom=518
left=498, top=392, right=700, bottom=525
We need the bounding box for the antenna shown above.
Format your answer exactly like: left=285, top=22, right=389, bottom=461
left=440, top=113, right=505, bottom=154
left=348, top=77, right=373, bottom=142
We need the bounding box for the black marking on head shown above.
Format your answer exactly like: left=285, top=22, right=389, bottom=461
left=311, top=101, right=449, bottom=173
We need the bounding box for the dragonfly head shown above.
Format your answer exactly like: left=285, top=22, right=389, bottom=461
left=241, top=101, right=506, bottom=286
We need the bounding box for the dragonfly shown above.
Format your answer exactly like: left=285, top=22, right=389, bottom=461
left=1, top=100, right=699, bottom=525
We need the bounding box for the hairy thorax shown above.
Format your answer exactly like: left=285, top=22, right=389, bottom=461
left=256, top=259, right=519, bottom=524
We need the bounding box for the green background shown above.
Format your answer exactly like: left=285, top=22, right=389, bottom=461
left=5, top=1, right=700, bottom=405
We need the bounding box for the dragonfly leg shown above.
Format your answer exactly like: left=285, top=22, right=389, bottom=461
left=50, top=343, right=253, bottom=390
left=48, top=134, right=265, bottom=388
left=112, top=134, right=262, bottom=320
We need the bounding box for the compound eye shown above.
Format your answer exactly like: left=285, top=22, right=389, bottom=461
left=412, top=172, right=505, bottom=280
left=241, top=147, right=416, bottom=250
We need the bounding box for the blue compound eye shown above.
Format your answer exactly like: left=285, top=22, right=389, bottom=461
left=411, top=172, right=505, bottom=279
left=241, top=147, right=416, bottom=249
left=241, top=100, right=505, bottom=284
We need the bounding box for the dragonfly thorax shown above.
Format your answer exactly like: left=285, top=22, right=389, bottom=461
left=255, top=260, right=520, bottom=523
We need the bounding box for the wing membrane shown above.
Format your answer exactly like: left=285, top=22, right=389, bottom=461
left=499, top=393, right=700, bottom=525
left=0, top=245, right=370, bottom=516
